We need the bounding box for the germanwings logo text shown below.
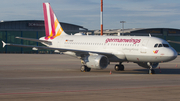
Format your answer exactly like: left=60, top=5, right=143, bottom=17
left=105, top=38, right=141, bottom=44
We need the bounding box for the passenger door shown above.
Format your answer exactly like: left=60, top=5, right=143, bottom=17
left=140, top=40, right=149, bottom=53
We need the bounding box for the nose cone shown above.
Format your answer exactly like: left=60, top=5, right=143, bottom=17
left=164, top=48, right=177, bottom=62
left=171, top=48, right=178, bottom=59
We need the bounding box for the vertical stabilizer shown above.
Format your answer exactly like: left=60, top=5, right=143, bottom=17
left=43, top=3, right=67, bottom=40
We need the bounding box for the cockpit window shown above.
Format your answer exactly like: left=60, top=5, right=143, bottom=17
left=154, top=43, right=170, bottom=48
left=163, top=44, right=169, bottom=47
left=154, top=44, right=158, bottom=48
left=158, top=44, right=163, bottom=47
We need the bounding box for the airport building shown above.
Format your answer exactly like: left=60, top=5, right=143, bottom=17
left=0, top=20, right=89, bottom=53
left=0, top=20, right=180, bottom=53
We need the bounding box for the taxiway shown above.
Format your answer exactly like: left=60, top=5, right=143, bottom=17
left=0, top=54, right=180, bottom=101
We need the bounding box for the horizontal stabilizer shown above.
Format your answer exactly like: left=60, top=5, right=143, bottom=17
left=2, top=41, right=7, bottom=48
left=16, top=37, right=52, bottom=44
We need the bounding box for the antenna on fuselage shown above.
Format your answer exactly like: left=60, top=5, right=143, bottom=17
left=149, top=33, right=151, bottom=37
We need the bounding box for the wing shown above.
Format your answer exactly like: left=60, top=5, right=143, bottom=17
left=2, top=41, right=113, bottom=56
left=167, top=40, right=180, bottom=44
left=2, top=36, right=122, bottom=59
left=2, top=40, right=126, bottom=62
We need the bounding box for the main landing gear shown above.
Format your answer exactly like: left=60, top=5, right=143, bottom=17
left=80, top=65, right=91, bottom=72
left=80, top=60, right=91, bottom=72
left=114, top=63, right=124, bottom=71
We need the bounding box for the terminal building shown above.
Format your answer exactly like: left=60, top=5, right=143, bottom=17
left=0, top=20, right=180, bottom=53
left=0, top=20, right=89, bottom=53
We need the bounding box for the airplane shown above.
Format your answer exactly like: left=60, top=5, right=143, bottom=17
left=1, top=2, right=178, bottom=74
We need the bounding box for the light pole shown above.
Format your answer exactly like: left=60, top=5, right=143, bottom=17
left=120, top=21, right=126, bottom=35
left=100, top=0, right=103, bottom=36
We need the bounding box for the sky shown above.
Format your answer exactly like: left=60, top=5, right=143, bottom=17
left=0, top=0, right=180, bottom=30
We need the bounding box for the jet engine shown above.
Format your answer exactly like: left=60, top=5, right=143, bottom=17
left=137, top=62, right=159, bottom=68
left=84, top=55, right=109, bottom=69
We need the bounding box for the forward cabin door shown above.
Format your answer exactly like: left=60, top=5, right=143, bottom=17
left=140, top=40, right=149, bottom=53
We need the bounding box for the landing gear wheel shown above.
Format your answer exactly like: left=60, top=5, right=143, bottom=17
left=119, top=65, right=124, bottom=71
left=80, top=65, right=91, bottom=72
left=152, top=69, right=155, bottom=74
left=80, top=65, right=86, bottom=72
left=114, top=65, right=124, bottom=71
left=114, top=65, right=120, bottom=71
left=86, top=67, right=91, bottom=72
left=149, top=69, right=155, bottom=74
left=151, top=69, right=155, bottom=74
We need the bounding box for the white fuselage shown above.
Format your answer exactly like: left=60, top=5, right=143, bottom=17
left=43, top=35, right=177, bottom=63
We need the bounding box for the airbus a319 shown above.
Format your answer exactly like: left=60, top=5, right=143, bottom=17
left=2, top=3, right=178, bottom=74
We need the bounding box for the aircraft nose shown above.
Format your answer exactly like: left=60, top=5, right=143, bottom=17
left=165, top=48, right=178, bottom=61
left=173, top=49, right=178, bottom=58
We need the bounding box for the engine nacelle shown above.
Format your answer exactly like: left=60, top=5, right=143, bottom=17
left=84, top=55, right=109, bottom=69
left=74, top=33, right=85, bottom=35
left=137, top=62, right=159, bottom=69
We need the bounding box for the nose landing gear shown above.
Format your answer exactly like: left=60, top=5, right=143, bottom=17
left=147, top=62, right=155, bottom=74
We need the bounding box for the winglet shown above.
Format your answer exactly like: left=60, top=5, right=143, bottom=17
left=2, top=41, right=6, bottom=48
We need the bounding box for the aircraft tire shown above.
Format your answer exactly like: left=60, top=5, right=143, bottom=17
left=80, top=65, right=86, bottom=72
left=80, top=65, right=91, bottom=72
left=114, top=65, right=120, bottom=71
left=149, top=69, right=155, bottom=74
left=86, top=67, right=91, bottom=72
left=119, top=65, right=124, bottom=71
left=151, top=69, right=155, bottom=74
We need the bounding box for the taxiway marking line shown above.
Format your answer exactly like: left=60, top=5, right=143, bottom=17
left=0, top=85, right=180, bottom=96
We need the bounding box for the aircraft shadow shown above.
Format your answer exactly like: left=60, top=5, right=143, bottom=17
left=90, top=68, right=180, bottom=74
left=134, top=68, right=180, bottom=74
